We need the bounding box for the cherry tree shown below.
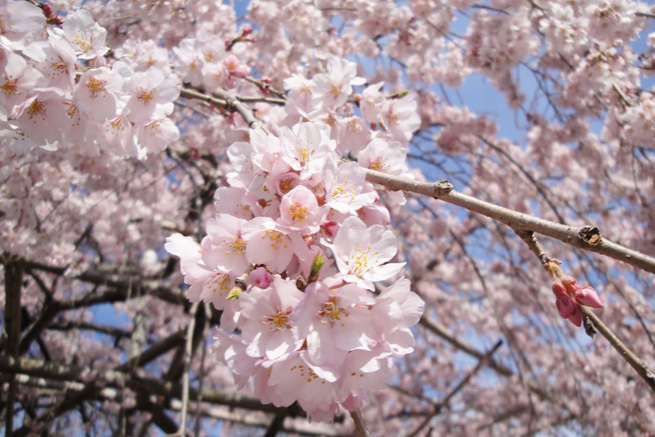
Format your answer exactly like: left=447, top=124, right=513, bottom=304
left=1, top=0, right=655, bottom=435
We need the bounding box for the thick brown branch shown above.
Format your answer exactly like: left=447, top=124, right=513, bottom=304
left=364, top=169, right=655, bottom=274
left=3, top=258, right=23, bottom=436
left=0, top=354, right=289, bottom=414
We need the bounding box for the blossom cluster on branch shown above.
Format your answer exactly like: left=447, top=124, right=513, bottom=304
left=2, top=0, right=655, bottom=435
left=166, top=56, right=425, bottom=420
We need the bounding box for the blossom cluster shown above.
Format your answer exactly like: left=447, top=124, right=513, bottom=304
left=166, top=56, right=424, bottom=420
left=0, top=2, right=180, bottom=157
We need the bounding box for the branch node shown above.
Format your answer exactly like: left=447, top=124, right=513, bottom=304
left=433, top=179, right=453, bottom=196
left=579, top=226, right=602, bottom=246
left=583, top=312, right=597, bottom=338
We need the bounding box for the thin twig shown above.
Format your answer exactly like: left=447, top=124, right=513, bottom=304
left=406, top=340, right=504, bottom=437
left=349, top=409, right=370, bottom=437
left=580, top=306, right=655, bottom=393
left=177, top=302, right=200, bottom=436
left=419, top=316, right=549, bottom=399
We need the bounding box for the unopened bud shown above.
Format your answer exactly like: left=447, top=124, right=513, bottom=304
left=227, top=287, right=242, bottom=301
left=567, top=304, right=582, bottom=327
left=42, top=3, right=53, bottom=18
left=574, top=286, right=604, bottom=308
left=555, top=293, right=575, bottom=318
left=309, top=253, right=326, bottom=283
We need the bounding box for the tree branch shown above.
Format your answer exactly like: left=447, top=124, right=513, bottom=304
left=364, top=169, right=655, bottom=274
left=349, top=409, right=370, bottom=437
left=581, top=306, right=655, bottom=393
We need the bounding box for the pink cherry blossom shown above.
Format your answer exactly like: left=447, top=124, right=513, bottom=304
left=311, top=55, right=366, bottom=108
left=72, top=67, right=122, bottom=121
left=61, top=8, right=109, bottom=59
left=279, top=122, right=336, bottom=180
left=381, top=94, right=421, bottom=145
left=323, top=161, right=377, bottom=214
left=242, top=217, right=295, bottom=273
left=239, top=276, right=304, bottom=360
left=202, top=214, right=250, bottom=275
left=124, top=67, right=180, bottom=125
left=331, top=216, right=405, bottom=289
left=0, top=0, right=45, bottom=50
left=278, top=185, right=326, bottom=234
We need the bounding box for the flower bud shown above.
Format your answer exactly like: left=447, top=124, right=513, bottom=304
left=552, top=281, right=566, bottom=295
left=248, top=266, right=273, bottom=289
left=227, top=287, right=242, bottom=301
left=556, top=292, right=575, bottom=319
left=309, top=253, right=326, bottom=283
left=567, top=304, right=582, bottom=327
left=561, top=275, right=578, bottom=291
left=574, top=286, right=604, bottom=308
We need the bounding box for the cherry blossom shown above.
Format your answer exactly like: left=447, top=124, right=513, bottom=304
left=60, top=8, right=108, bottom=59
left=3, top=0, right=655, bottom=435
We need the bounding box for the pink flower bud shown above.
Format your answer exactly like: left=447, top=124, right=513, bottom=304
left=552, top=281, right=566, bottom=295
left=561, top=275, right=578, bottom=291
left=42, top=3, right=53, bottom=18
left=242, top=26, right=253, bottom=36
left=248, top=267, right=273, bottom=289
left=567, top=304, right=582, bottom=327
left=555, top=292, right=575, bottom=319
left=574, top=286, right=604, bottom=308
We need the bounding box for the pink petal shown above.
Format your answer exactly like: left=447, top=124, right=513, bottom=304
left=574, top=286, right=604, bottom=308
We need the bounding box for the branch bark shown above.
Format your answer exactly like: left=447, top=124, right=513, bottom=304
left=581, top=306, right=655, bottom=393
left=364, top=169, right=655, bottom=274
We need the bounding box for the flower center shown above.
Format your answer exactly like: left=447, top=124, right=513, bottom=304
left=349, top=246, right=370, bottom=276
left=263, top=306, right=292, bottom=330
left=263, top=230, right=286, bottom=250
left=229, top=237, right=246, bottom=254
left=1, top=80, right=17, bottom=95
left=138, top=89, right=154, bottom=104
left=317, top=294, right=348, bottom=326
left=26, top=100, right=46, bottom=119
left=86, top=77, right=107, bottom=98
left=288, top=202, right=309, bottom=222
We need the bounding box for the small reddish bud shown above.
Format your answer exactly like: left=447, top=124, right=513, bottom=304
left=42, top=3, right=53, bottom=18
left=548, top=262, right=604, bottom=328
left=248, top=266, right=273, bottom=289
